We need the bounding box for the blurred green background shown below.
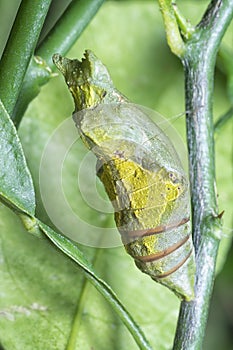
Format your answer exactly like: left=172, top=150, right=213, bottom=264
left=0, top=1, right=232, bottom=349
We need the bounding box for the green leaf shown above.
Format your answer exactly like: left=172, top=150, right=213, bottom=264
left=0, top=99, right=35, bottom=215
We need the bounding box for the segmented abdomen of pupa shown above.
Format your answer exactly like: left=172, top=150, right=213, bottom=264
left=75, top=103, right=195, bottom=301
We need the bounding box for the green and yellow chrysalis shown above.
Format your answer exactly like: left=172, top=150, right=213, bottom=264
left=53, top=50, right=196, bottom=301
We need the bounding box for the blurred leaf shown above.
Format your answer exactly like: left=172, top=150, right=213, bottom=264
left=0, top=205, right=166, bottom=350
left=38, top=220, right=153, bottom=350
left=218, top=45, right=233, bottom=104
left=0, top=204, right=89, bottom=349
left=0, top=99, right=35, bottom=215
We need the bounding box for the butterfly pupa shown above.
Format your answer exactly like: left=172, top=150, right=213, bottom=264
left=53, top=50, right=196, bottom=301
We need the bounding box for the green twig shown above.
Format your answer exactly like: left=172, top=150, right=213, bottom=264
left=214, top=106, right=233, bottom=134
left=158, top=0, right=186, bottom=57
left=0, top=0, right=52, bottom=117
left=172, top=1, right=233, bottom=349
left=12, top=56, right=53, bottom=127
left=173, top=2, right=195, bottom=39
left=12, top=0, right=105, bottom=126
left=36, top=0, right=106, bottom=68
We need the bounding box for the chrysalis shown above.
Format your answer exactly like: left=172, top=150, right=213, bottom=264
left=53, top=50, right=195, bottom=301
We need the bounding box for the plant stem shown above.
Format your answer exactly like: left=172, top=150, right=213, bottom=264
left=12, top=0, right=105, bottom=126
left=0, top=0, right=52, bottom=117
left=173, top=1, right=233, bottom=349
